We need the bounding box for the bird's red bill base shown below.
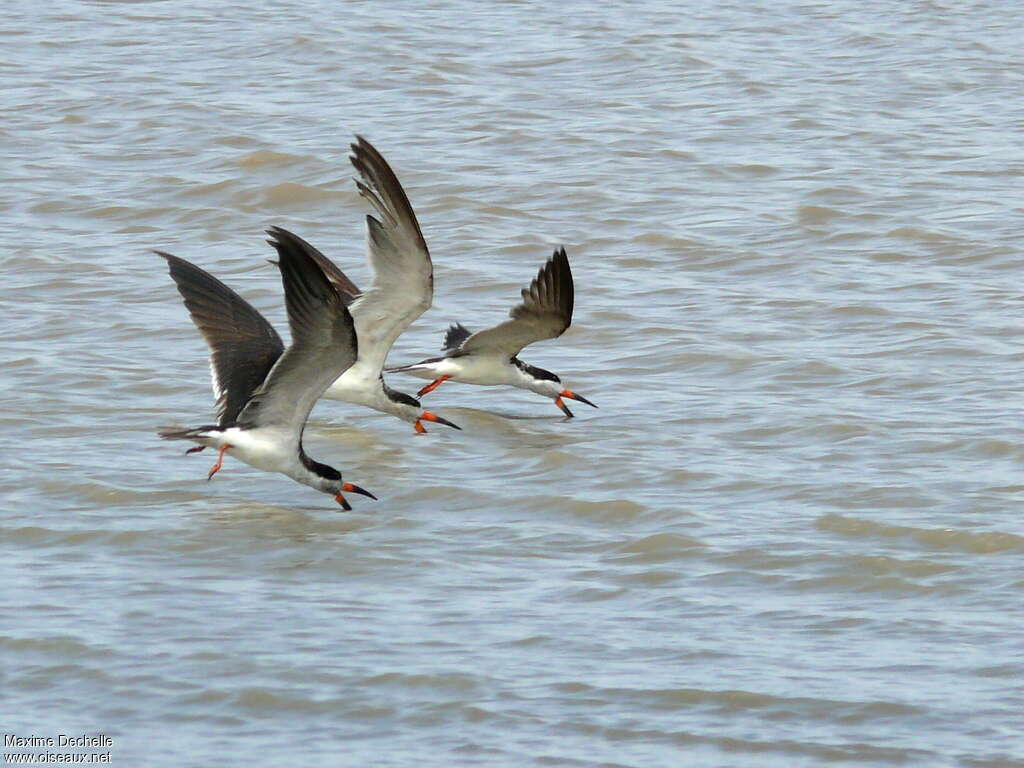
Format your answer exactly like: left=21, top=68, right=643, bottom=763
left=554, top=389, right=597, bottom=418
left=335, top=482, right=378, bottom=511
left=413, top=410, right=461, bottom=434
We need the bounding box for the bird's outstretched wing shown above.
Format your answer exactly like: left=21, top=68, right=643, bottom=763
left=265, top=228, right=360, bottom=305
left=235, top=227, right=357, bottom=436
left=457, top=248, right=574, bottom=358
left=297, top=242, right=362, bottom=306
left=441, top=322, right=472, bottom=352
left=345, top=136, right=433, bottom=373
left=159, top=251, right=284, bottom=427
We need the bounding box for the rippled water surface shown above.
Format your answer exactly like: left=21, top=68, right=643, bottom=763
left=3, top=1, right=1023, bottom=765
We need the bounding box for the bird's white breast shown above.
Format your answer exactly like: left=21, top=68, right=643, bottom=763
left=428, top=355, right=522, bottom=387
left=323, top=362, right=389, bottom=410
left=212, top=426, right=300, bottom=474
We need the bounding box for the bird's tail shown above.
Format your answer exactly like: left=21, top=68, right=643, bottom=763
left=158, top=425, right=219, bottom=441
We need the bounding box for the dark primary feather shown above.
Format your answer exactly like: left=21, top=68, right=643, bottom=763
left=307, top=252, right=361, bottom=306
left=265, top=232, right=361, bottom=305
left=442, top=322, right=472, bottom=352
left=158, top=251, right=284, bottom=426
left=350, top=135, right=429, bottom=255
left=235, top=228, right=357, bottom=432
left=458, top=247, right=574, bottom=357
left=259, top=137, right=428, bottom=327
left=343, top=136, right=434, bottom=375
left=509, top=246, right=573, bottom=327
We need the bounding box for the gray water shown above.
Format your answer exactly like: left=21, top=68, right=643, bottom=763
left=2, top=1, right=1023, bottom=766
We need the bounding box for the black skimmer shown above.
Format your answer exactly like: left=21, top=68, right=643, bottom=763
left=282, top=137, right=460, bottom=435
left=387, top=247, right=597, bottom=417
left=157, top=227, right=376, bottom=510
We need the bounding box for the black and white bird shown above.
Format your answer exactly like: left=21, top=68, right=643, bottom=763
left=157, top=227, right=376, bottom=510
left=291, top=136, right=459, bottom=435
left=388, top=247, right=597, bottom=417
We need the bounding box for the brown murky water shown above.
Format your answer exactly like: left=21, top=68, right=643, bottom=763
left=2, top=2, right=1023, bottom=765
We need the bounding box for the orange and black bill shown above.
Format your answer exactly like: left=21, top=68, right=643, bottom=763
left=554, top=389, right=597, bottom=417
left=334, top=482, right=378, bottom=511
left=562, top=389, right=597, bottom=408
left=414, top=411, right=461, bottom=434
